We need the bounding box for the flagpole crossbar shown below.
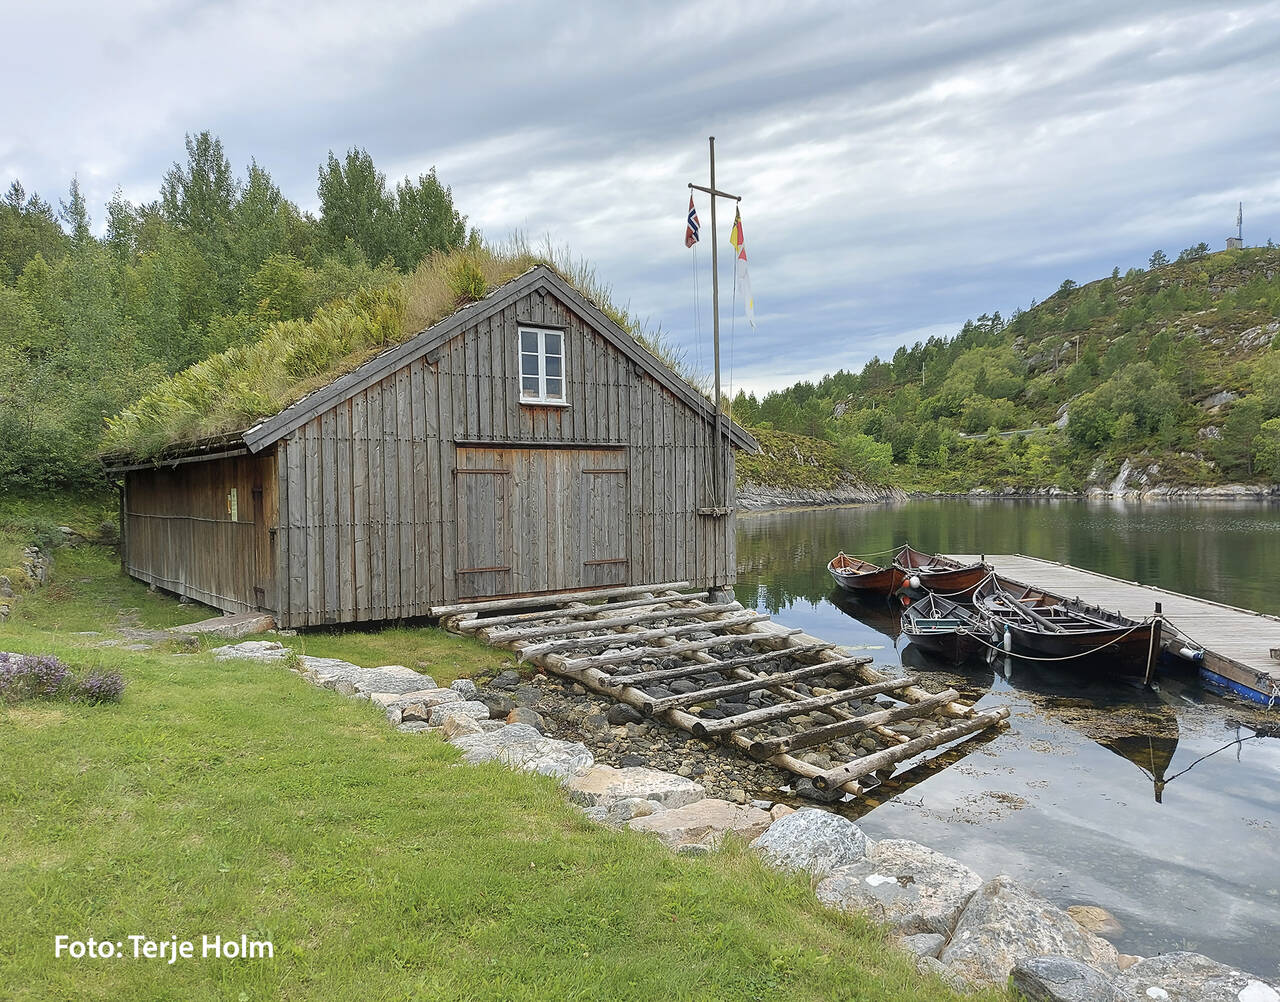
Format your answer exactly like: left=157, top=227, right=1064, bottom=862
left=688, top=182, right=741, bottom=202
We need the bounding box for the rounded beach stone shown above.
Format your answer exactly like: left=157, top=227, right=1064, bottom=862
left=940, top=875, right=1119, bottom=986
left=814, top=838, right=982, bottom=937
left=749, top=807, right=869, bottom=877
left=1011, top=955, right=1122, bottom=1002
left=1112, top=952, right=1280, bottom=1002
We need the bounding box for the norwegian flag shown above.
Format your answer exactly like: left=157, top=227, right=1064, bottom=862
left=684, top=195, right=700, bottom=247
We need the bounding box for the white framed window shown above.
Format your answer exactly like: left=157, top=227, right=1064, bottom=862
left=519, top=326, right=566, bottom=404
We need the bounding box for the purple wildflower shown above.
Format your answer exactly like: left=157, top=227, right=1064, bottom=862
left=0, top=652, right=73, bottom=701
left=77, top=670, right=126, bottom=704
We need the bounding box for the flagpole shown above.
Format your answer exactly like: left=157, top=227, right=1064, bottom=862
left=688, top=138, right=741, bottom=514
left=708, top=137, right=724, bottom=512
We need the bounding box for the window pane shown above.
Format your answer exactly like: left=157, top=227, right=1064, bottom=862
left=545, top=355, right=561, bottom=378
left=544, top=332, right=562, bottom=355
left=545, top=377, right=563, bottom=399
left=521, top=353, right=539, bottom=376
left=522, top=375, right=540, bottom=396
left=521, top=330, right=538, bottom=353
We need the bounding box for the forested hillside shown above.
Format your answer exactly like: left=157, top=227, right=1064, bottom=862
left=732, top=246, right=1280, bottom=492
left=5, top=133, right=1279, bottom=498
left=0, top=132, right=468, bottom=488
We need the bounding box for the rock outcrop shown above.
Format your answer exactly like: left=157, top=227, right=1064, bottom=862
left=1012, top=956, right=1123, bottom=1002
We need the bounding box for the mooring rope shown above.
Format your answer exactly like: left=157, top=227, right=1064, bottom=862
left=1162, top=733, right=1267, bottom=783
left=938, top=616, right=1154, bottom=663
left=837, top=544, right=909, bottom=561
left=904, top=569, right=997, bottom=599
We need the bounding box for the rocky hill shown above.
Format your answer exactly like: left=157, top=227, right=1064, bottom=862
left=732, top=246, right=1280, bottom=496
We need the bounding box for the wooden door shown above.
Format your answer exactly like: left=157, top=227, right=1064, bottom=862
left=455, top=462, right=512, bottom=599
left=453, top=446, right=628, bottom=599
left=580, top=465, right=630, bottom=586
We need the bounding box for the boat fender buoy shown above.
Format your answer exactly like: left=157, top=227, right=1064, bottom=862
left=1178, top=646, right=1205, bottom=662
left=909, top=575, right=921, bottom=590
left=902, top=596, right=911, bottom=607
left=1003, top=626, right=1012, bottom=653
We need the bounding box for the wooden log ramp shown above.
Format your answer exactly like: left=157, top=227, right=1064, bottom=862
left=431, top=583, right=1010, bottom=802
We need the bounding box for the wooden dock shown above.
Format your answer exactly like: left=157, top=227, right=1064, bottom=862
left=952, top=553, right=1280, bottom=705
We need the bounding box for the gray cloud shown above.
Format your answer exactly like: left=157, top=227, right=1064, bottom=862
left=4, top=0, right=1278, bottom=395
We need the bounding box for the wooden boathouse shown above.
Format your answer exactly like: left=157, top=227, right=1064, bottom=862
left=108, top=266, right=758, bottom=628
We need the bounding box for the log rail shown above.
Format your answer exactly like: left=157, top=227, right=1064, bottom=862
left=432, top=584, right=1010, bottom=801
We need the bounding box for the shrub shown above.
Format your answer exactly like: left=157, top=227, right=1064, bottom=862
left=0, top=653, right=125, bottom=704
left=76, top=669, right=126, bottom=704
left=0, top=652, right=73, bottom=701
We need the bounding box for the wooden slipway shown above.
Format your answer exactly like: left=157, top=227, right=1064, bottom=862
left=433, top=583, right=1009, bottom=799
left=952, top=553, right=1280, bottom=705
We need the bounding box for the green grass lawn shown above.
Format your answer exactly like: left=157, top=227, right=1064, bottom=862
left=0, top=543, right=1013, bottom=1001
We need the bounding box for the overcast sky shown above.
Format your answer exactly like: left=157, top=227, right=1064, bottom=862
left=5, top=0, right=1279, bottom=395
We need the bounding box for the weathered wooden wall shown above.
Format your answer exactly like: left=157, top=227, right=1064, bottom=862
left=274, top=284, right=735, bottom=627
left=123, top=452, right=277, bottom=613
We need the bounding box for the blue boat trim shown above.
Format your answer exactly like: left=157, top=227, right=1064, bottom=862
left=1198, top=667, right=1271, bottom=705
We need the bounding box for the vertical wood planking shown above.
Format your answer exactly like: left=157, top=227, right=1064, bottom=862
left=352, top=391, right=370, bottom=619
left=287, top=436, right=307, bottom=622
left=382, top=377, right=401, bottom=619
left=336, top=400, right=355, bottom=621
left=422, top=360, right=443, bottom=603
left=408, top=359, right=427, bottom=613
left=305, top=421, right=324, bottom=625
left=367, top=387, right=385, bottom=621
left=321, top=409, right=339, bottom=623
left=438, top=349, right=457, bottom=602
left=396, top=366, right=415, bottom=615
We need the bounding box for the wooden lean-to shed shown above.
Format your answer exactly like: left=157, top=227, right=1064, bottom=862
left=109, top=266, right=758, bottom=628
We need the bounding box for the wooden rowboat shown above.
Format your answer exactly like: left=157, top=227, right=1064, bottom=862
left=829, top=545, right=989, bottom=600
left=828, top=550, right=906, bottom=596
left=974, top=575, right=1161, bottom=682
left=900, top=592, right=989, bottom=663
left=895, top=545, right=991, bottom=600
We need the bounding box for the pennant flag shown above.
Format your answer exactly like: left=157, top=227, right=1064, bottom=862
left=729, top=207, right=756, bottom=328
left=685, top=195, right=700, bottom=248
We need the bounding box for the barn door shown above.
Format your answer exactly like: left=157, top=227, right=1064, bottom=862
left=580, top=465, right=630, bottom=587
left=455, top=464, right=513, bottom=599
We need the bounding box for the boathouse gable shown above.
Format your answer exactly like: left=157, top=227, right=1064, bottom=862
left=116, top=266, right=755, bottom=628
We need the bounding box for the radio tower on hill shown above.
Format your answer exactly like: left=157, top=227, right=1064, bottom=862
left=1227, top=202, right=1244, bottom=250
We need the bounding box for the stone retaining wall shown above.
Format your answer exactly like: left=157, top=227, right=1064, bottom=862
left=0, top=543, right=55, bottom=623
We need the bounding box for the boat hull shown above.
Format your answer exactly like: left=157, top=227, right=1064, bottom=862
left=904, top=629, right=988, bottom=663
left=830, top=565, right=905, bottom=596
left=828, top=552, right=905, bottom=596
left=904, top=563, right=991, bottom=600
left=999, top=622, right=1157, bottom=679
left=901, top=594, right=989, bottom=663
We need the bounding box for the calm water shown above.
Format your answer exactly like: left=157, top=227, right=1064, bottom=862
left=736, top=499, right=1280, bottom=976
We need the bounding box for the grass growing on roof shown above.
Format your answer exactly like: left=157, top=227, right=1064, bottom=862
left=104, top=240, right=695, bottom=460
left=0, top=534, right=1014, bottom=1002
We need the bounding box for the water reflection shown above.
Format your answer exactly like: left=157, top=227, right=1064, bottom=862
left=738, top=498, right=1280, bottom=616
left=736, top=500, right=1280, bottom=974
